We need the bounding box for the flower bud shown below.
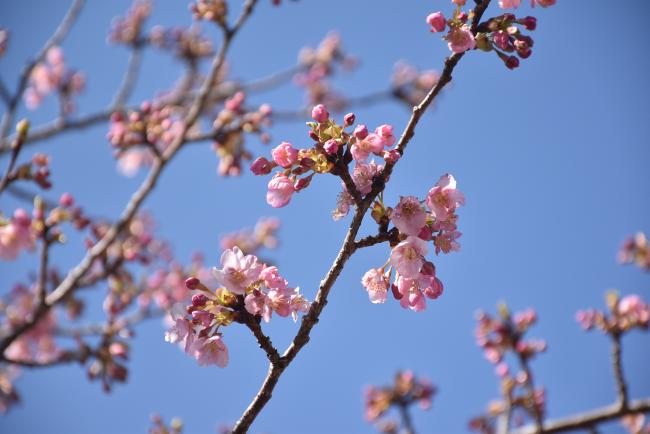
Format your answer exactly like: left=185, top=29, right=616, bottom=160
left=324, top=139, right=339, bottom=155
left=192, top=293, right=208, bottom=307
left=59, top=192, right=74, bottom=207
left=250, top=156, right=272, bottom=175
left=343, top=112, right=356, bottom=126
left=426, top=12, right=446, bottom=33
left=353, top=124, right=368, bottom=140
left=185, top=276, right=200, bottom=290
left=519, top=16, right=537, bottom=31
left=311, top=104, right=329, bottom=123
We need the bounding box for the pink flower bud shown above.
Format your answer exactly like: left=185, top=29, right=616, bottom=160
left=519, top=16, right=537, bottom=30
left=311, top=104, right=329, bottom=123
left=354, top=124, right=368, bottom=140
left=185, top=276, right=200, bottom=290
left=250, top=156, right=272, bottom=175
left=505, top=55, right=520, bottom=69
left=59, top=192, right=74, bottom=207
left=271, top=141, right=299, bottom=168
left=426, top=12, right=446, bottom=33
left=383, top=149, right=401, bottom=164
left=192, top=293, right=208, bottom=307
left=344, top=113, right=356, bottom=126
left=324, top=139, right=339, bottom=155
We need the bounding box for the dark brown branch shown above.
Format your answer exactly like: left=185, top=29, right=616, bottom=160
left=354, top=228, right=399, bottom=250
left=508, top=398, right=650, bottom=434
left=0, top=0, right=259, bottom=359
left=232, top=3, right=494, bottom=432
left=398, top=401, right=416, bottom=434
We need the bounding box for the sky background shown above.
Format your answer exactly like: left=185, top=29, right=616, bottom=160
left=1, top=1, right=649, bottom=433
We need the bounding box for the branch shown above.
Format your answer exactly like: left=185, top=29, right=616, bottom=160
left=242, top=314, right=281, bottom=364
left=3, top=347, right=91, bottom=369
left=0, top=0, right=259, bottom=359
left=517, top=352, right=544, bottom=433
left=611, top=332, right=629, bottom=409
left=0, top=0, right=85, bottom=141
left=508, top=398, right=650, bottom=434
left=111, top=44, right=144, bottom=109
left=354, top=228, right=399, bottom=250
left=398, top=401, right=416, bottom=434
left=232, top=2, right=494, bottom=432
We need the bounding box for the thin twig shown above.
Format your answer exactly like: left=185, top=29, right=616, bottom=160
left=517, top=352, right=544, bottom=433
left=0, top=0, right=85, bottom=141
left=354, top=228, right=399, bottom=250
left=508, top=398, right=650, bottom=434
left=231, top=2, right=494, bottom=432
left=0, top=0, right=259, bottom=359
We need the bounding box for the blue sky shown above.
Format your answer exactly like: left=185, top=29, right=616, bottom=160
left=1, top=1, right=649, bottom=433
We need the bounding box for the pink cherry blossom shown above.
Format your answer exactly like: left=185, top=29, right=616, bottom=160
left=271, top=141, right=299, bottom=168
left=192, top=335, right=229, bottom=367
left=499, top=0, right=521, bottom=8
left=618, top=295, right=650, bottom=328
left=361, top=268, right=389, bottom=304
left=446, top=25, right=476, bottom=53
left=426, top=12, right=446, bottom=33
left=260, top=266, right=288, bottom=289
left=390, top=236, right=429, bottom=278
left=212, top=246, right=262, bottom=294
left=419, top=274, right=444, bottom=300
left=531, top=0, right=556, bottom=7
left=434, top=230, right=462, bottom=254
left=266, top=174, right=296, bottom=208
left=245, top=290, right=272, bottom=322
left=425, top=174, right=465, bottom=222
left=391, top=196, right=427, bottom=236
left=164, top=305, right=194, bottom=352
left=0, top=209, right=36, bottom=260
left=395, top=276, right=426, bottom=312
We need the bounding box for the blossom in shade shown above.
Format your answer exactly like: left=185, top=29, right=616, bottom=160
left=426, top=12, right=446, bottom=33
left=271, top=141, right=298, bottom=168
left=164, top=305, right=194, bottom=352
left=390, top=236, right=428, bottom=278
left=434, top=230, right=462, bottom=254
left=445, top=25, right=476, bottom=53
left=395, top=276, right=427, bottom=312
left=425, top=174, right=465, bottom=222
left=192, top=335, right=229, bottom=367
left=0, top=209, right=36, bottom=260
left=391, top=196, right=427, bottom=236
left=361, top=268, right=389, bottom=304
left=266, top=174, right=295, bottom=208
left=212, top=246, right=262, bottom=295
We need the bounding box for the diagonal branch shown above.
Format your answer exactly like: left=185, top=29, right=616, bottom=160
left=508, top=398, right=650, bottom=434
left=231, top=2, right=494, bottom=432
left=0, top=0, right=259, bottom=360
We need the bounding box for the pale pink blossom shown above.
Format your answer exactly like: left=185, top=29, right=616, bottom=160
left=499, top=0, right=521, bottom=8
left=0, top=209, right=36, bottom=260
left=395, top=276, right=426, bottom=312
left=361, top=268, right=389, bottom=304
left=260, top=266, right=288, bottom=289
left=446, top=25, right=476, bottom=53
left=164, top=305, right=194, bottom=352
left=618, top=295, right=650, bottom=328
left=531, top=0, right=556, bottom=7
left=434, top=230, right=462, bottom=254
left=116, top=149, right=154, bottom=177
left=390, top=236, right=429, bottom=278
left=192, top=335, right=229, bottom=367
left=352, top=161, right=382, bottom=195
left=271, top=141, right=299, bottom=168
left=266, top=174, right=296, bottom=208
left=332, top=190, right=354, bottom=221
left=391, top=196, right=427, bottom=236
left=426, top=12, right=446, bottom=33
left=245, top=290, right=272, bottom=322
left=212, top=246, right=262, bottom=294
left=425, top=174, right=465, bottom=222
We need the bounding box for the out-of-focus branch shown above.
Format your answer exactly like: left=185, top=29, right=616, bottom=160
left=232, top=3, right=494, bottom=432
left=611, top=332, right=629, bottom=409
left=516, top=352, right=544, bottom=433
left=0, top=0, right=259, bottom=360
left=3, top=347, right=91, bottom=368
left=508, top=398, right=650, bottom=434
left=0, top=0, right=85, bottom=141
left=397, top=401, right=416, bottom=434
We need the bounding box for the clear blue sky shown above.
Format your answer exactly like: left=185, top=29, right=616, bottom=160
left=1, top=1, right=649, bottom=433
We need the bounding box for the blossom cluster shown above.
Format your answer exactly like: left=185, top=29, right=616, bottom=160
left=108, top=101, right=184, bottom=176
left=149, top=414, right=183, bottom=434
left=361, top=174, right=465, bottom=311
left=576, top=292, right=650, bottom=334
left=294, top=32, right=357, bottom=110
left=619, top=232, right=650, bottom=271
left=364, top=371, right=435, bottom=430
left=189, top=0, right=228, bottom=26
left=0, top=208, right=36, bottom=260
left=24, top=46, right=85, bottom=112
left=426, top=0, right=555, bottom=69
left=108, top=0, right=151, bottom=46
left=165, top=247, right=309, bottom=367
left=212, top=91, right=273, bottom=176
left=391, top=61, right=440, bottom=107
left=251, top=104, right=396, bottom=209
left=2, top=150, right=53, bottom=192
left=219, top=217, right=280, bottom=255
left=470, top=305, right=547, bottom=434
left=149, top=25, right=213, bottom=61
